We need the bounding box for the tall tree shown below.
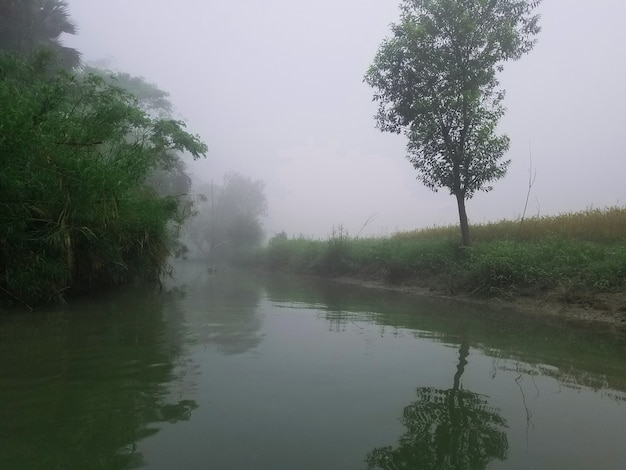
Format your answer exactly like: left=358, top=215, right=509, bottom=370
left=0, top=0, right=80, bottom=68
left=365, top=0, right=541, bottom=245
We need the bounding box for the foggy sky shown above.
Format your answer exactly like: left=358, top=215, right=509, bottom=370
left=64, top=1, right=626, bottom=238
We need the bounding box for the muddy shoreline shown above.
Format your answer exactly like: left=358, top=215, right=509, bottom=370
left=333, top=276, right=626, bottom=333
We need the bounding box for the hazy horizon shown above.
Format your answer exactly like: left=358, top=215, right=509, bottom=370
left=64, top=0, right=626, bottom=238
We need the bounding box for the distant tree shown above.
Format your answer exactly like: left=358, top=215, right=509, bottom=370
left=365, top=0, right=541, bottom=246
left=0, top=0, right=80, bottom=68
left=218, top=172, right=268, bottom=224
left=269, top=231, right=288, bottom=244
left=186, top=173, right=268, bottom=260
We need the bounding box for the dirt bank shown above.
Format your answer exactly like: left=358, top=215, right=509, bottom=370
left=334, top=276, right=626, bottom=332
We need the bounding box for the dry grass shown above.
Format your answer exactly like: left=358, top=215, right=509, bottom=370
left=395, top=206, right=626, bottom=244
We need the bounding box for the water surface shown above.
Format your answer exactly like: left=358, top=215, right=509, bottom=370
left=1, top=261, right=625, bottom=469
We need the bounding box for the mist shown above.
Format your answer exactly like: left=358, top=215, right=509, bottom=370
left=65, top=0, right=626, bottom=238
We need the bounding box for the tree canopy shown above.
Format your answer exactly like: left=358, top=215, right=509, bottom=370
left=0, top=0, right=80, bottom=68
left=365, top=0, right=541, bottom=245
left=0, top=1, right=215, bottom=307
left=0, top=55, right=207, bottom=306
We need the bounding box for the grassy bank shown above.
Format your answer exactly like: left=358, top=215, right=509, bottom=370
left=249, top=207, right=626, bottom=306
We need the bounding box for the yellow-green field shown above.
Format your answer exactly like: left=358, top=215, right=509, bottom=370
left=247, top=207, right=626, bottom=300
left=396, top=206, right=626, bottom=244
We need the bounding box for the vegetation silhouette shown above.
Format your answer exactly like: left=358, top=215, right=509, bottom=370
left=0, top=0, right=81, bottom=68
left=186, top=173, right=268, bottom=263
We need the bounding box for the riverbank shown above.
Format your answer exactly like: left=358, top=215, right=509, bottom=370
left=332, top=275, right=626, bottom=330
left=248, top=207, right=626, bottom=329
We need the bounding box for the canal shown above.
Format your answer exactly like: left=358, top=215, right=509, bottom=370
left=1, top=260, right=625, bottom=469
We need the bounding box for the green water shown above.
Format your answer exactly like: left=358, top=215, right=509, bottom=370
left=1, top=261, right=625, bottom=469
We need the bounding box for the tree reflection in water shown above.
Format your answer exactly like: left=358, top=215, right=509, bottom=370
left=367, top=342, right=508, bottom=470
left=0, top=289, right=199, bottom=470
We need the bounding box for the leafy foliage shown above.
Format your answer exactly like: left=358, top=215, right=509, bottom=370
left=86, top=65, right=200, bottom=251
left=365, top=0, right=542, bottom=245
left=85, top=67, right=174, bottom=118
left=0, top=55, right=207, bottom=306
left=0, top=0, right=80, bottom=68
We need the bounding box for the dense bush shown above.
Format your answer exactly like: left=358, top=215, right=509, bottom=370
left=0, top=55, right=206, bottom=307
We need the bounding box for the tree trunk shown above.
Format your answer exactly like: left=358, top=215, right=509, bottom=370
left=453, top=341, right=470, bottom=391
left=455, top=192, right=471, bottom=246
